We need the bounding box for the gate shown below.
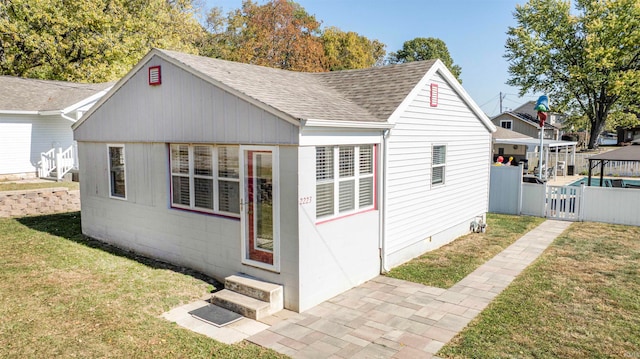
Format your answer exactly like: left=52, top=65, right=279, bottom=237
left=546, top=185, right=583, bottom=221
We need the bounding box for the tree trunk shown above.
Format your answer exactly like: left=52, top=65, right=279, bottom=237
left=588, top=116, right=607, bottom=149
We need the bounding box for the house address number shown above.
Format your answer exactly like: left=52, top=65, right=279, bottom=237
left=299, top=196, right=312, bottom=205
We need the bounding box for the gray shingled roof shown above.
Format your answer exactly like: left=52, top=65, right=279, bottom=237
left=0, top=76, right=113, bottom=112
left=588, top=145, right=640, bottom=161
left=158, top=49, right=435, bottom=122
left=493, top=126, right=533, bottom=139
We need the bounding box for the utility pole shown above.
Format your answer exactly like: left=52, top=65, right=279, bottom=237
left=499, top=92, right=507, bottom=113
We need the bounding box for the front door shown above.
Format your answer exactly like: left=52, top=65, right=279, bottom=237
left=241, top=147, right=279, bottom=271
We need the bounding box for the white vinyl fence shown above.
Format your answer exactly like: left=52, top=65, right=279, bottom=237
left=489, top=166, right=640, bottom=226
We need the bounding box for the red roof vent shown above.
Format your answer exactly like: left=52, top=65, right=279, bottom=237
left=148, top=66, right=161, bottom=86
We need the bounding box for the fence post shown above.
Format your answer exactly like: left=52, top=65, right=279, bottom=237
left=55, top=147, right=63, bottom=181
left=578, top=183, right=586, bottom=222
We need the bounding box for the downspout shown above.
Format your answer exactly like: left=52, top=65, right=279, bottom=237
left=379, top=128, right=391, bottom=273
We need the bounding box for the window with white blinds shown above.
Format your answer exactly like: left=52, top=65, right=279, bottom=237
left=316, top=144, right=375, bottom=220
left=432, top=145, right=446, bottom=186
left=170, top=144, right=240, bottom=216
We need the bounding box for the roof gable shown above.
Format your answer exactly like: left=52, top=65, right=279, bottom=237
left=0, top=76, right=113, bottom=112
left=75, top=48, right=494, bottom=132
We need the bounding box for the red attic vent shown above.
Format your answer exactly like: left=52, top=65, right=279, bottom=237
left=430, top=83, right=438, bottom=107
left=148, top=66, right=161, bottom=86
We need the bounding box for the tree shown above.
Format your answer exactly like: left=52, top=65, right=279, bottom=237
left=388, top=37, right=462, bottom=82
left=224, top=0, right=326, bottom=72
left=321, top=26, right=385, bottom=71
left=505, top=0, right=640, bottom=149
left=0, top=0, right=204, bottom=82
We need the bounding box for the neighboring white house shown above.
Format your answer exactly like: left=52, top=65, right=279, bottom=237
left=0, top=76, right=112, bottom=180
left=72, top=49, right=496, bottom=312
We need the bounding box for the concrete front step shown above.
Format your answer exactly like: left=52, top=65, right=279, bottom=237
left=211, top=289, right=272, bottom=320
left=225, top=275, right=283, bottom=312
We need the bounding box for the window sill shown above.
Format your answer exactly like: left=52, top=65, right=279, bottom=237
left=316, top=207, right=377, bottom=225
left=170, top=205, right=240, bottom=220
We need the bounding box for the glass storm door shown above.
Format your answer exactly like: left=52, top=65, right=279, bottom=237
left=241, top=147, right=279, bottom=270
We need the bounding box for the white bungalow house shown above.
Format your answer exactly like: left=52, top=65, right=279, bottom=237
left=72, top=49, right=496, bottom=312
left=0, top=76, right=112, bottom=180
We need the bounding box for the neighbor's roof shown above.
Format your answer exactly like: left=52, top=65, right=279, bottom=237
left=155, top=49, right=438, bottom=123
left=493, top=111, right=559, bottom=130
left=588, top=145, right=640, bottom=162
left=0, top=76, right=113, bottom=112
left=492, top=126, right=533, bottom=140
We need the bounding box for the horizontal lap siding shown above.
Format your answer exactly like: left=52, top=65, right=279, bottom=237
left=0, top=116, right=74, bottom=175
left=386, top=73, right=491, bottom=260
left=74, top=57, right=298, bottom=145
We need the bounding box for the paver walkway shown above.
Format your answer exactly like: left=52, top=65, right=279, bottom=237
left=248, top=220, right=572, bottom=358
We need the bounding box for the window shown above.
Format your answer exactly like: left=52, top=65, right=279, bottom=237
left=316, top=144, right=375, bottom=219
left=500, top=120, right=512, bottom=130
left=432, top=145, right=446, bottom=186
left=170, top=144, right=240, bottom=216
left=108, top=145, right=126, bottom=199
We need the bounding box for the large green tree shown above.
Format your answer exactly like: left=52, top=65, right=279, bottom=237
left=321, top=26, right=385, bottom=71
left=0, top=0, right=204, bottom=82
left=388, top=37, right=462, bottom=82
left=505, top=0, right=640, bottom=148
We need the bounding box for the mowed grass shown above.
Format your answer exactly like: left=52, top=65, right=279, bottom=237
left=0, top=180, right=79, bottom=191
left=439, top=222, right=640, bottom=358
left=386, top=214, right=546, bottom=288
left=0, top=212, right=287, bottom=359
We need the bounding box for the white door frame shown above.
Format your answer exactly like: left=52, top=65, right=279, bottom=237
left=239, top=145, right=280, bottom=272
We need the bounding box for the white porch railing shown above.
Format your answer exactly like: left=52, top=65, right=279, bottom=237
left=39, top=146, right=75, bottom=181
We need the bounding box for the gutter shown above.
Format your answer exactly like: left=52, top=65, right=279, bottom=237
left=0, top=110, right=38, bottom=115
left=303, top=118, right=394, bottom=129
left=379, top=128, right=391, bottom=273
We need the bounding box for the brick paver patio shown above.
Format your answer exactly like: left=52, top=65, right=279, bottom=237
left=248, top=220, right=572, bottom=358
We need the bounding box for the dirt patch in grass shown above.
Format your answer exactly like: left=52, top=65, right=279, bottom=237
left=385, top=214, right=546, bottom=288
left=0, top=212, right=287, bottom=358
left=439, top=222, right=640, bottom=358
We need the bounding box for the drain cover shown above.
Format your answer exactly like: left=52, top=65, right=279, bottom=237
left=188, top=304, right=243, bottom=327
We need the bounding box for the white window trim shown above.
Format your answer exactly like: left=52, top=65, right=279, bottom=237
left=500, top=120, right=513, bottom=129
left=431, top=144, right=446, bottom=187
left=107, top=144, right=127, bottom=200
left=169, top=144, right=240, bottom=218
left=316, top=144, right=376, bottom=222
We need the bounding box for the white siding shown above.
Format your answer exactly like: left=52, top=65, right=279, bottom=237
left=78, top=142, right=302, bottom=310
left=74, top=57, right=298, bottom=145
left=385, top=72, right=492, bottom=267
left=0, top=115, right=74, bottom=176
left=297, top=146, right=380, bottom=312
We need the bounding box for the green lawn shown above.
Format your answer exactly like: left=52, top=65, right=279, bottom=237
left=439, top=221, right=640, bottom=358
left=0, top=212, right=287, bottom=359
left=386, top=213, right=546, bottom=288
left=0, top=181, right=79, bottom=191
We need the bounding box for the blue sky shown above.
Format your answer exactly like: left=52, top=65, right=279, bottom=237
left=203, top=0, right=539, bottom=116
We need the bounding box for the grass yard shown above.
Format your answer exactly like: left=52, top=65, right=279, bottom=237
left=386, top=213, right=546, bottom=288
left=0, top=180, right=79, bottom=191
left=0, top=212, right=286, bottom=358
left=439, top=221, right=640, bottom=358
